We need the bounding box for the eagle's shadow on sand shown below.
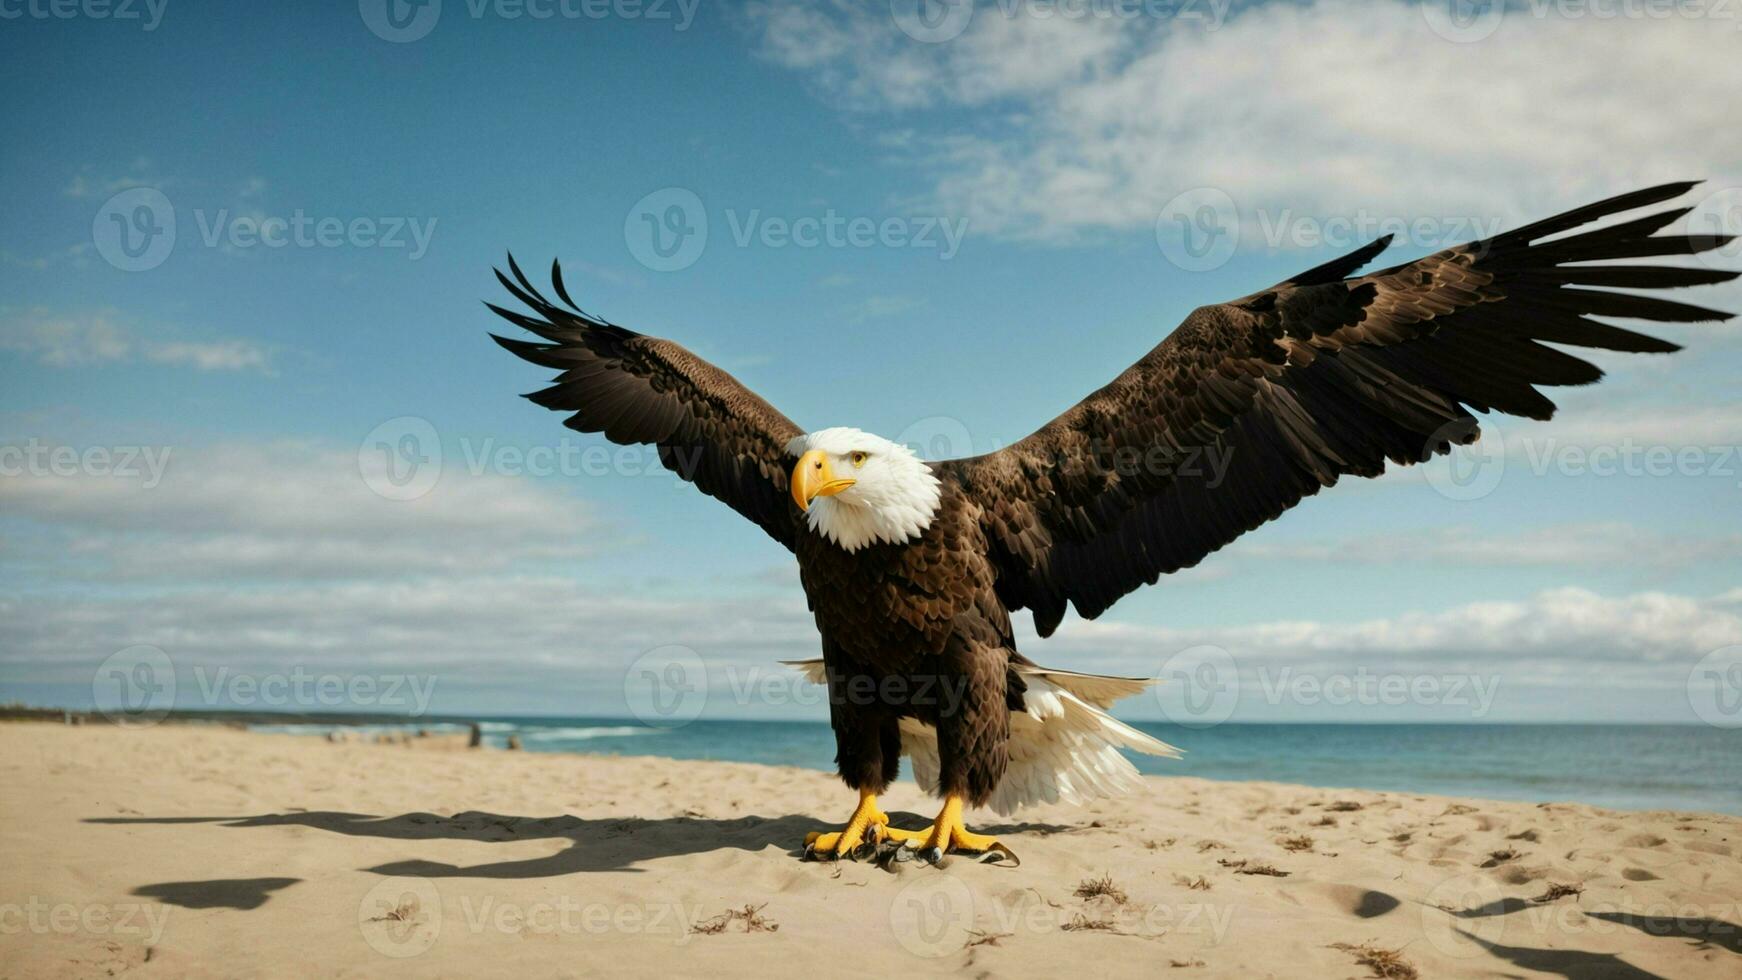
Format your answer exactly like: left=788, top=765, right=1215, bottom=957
left=85, top=810, right=1077, bottom=880
left=131, top=876, right=302, bottom=910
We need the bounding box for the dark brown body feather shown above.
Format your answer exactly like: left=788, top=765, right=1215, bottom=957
left=491, top=183, right=1734, bottom=806
left=795, top=485, right=1024, bottom=802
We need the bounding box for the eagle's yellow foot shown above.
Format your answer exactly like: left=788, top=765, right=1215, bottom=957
left=802, top=789, right=890, bottom=861
left=890, top=794, right=1020, bottom=866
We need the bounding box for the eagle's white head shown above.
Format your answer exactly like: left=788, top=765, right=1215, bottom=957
left=786, top=427, right=942, bottom=552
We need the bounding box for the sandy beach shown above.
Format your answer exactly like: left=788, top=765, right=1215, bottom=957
left=1, top=722, right=1737, bottom=979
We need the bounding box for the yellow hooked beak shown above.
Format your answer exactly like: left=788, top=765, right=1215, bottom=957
left=791, top=449, right=856, bottom=512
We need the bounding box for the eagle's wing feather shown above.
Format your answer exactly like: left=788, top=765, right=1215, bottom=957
left=490, top=257, right=805, bottom=549
left=941, top=182, right=1736, bottom=636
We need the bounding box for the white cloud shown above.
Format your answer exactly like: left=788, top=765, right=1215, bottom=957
left=6, top=446, right=1733, bottom=712
left=1, top=575, right=812, bottom=680
left=1233, top=523, right=1742, bottom=568
left=0, top=311, right=133, bottom=366
left=1373, top=401, right=1742, bottom=493
left=2, top=443, right=1733, bottom=721
left=0, top=310, right=271, bottom=372
left=3, top=568, right=1734, bottom=720
left=3, top=445, right=1735, bottom=716
left=844, top=294, right=924, bottom=323
left=747, top=0, right=1127, bottom=110
left=0, top=441, right=595, bottom=581
left=0, top=440, right=797, bottom=703
left=145, top=340, right=272, bottom=372
left=1, top=243, right=94, bottom=272
left=63, top=159, right=166, bottom=199
left=1043, top=586, right=1742, bottom=687
left=1500, top=403, right=1742, bottom=452
left=747, top=0, right=1742, bottom=242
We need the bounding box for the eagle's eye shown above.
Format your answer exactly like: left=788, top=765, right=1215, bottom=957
left=849, top=451, right=869, bottom=468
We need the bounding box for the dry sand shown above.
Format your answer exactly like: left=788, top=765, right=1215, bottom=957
left=1, top=722, right=1737, bottom=979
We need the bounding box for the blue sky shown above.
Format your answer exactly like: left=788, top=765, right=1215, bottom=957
left=3, top=0, right=1741, bottom=724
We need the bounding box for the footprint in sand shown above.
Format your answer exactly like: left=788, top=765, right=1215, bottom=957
left=1313, top=883, right=1401, bottom=920
left=1620, top=834, right=1667, bottom=848
left=1497, top=865, right=1552, bottom=885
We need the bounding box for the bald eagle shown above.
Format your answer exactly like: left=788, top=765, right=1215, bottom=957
left=491, top=183, right=1734, bottom=864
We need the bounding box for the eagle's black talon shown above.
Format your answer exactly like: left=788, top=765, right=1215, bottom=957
left=919, top=845, right=945, bottom=865
left=803, top=841, right=842, bottom=862
left=872, top=841, right=909, bottom=870
left=977, top=843, right=1021, bottom=868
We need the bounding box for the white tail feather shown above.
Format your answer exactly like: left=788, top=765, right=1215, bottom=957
left=783, top=659, right=1179, bottom=816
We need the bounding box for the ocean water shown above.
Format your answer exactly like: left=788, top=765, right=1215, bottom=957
left=255, top=719, right=1742, bottom=816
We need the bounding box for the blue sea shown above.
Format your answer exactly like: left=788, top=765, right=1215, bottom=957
left=252, top=719, right=1742, bottom=816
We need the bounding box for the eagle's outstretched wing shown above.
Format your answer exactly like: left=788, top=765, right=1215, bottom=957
left=941, top=182, right=1736, bottom=637
left=489, top=257, right=805, bottom=549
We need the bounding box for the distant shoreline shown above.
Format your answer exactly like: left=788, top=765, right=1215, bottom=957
left=10, top=705, right=1737, bottom=815
left=2, top=704, right=1730, bottom=728
left=0, top=704, right=490, bottom=728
